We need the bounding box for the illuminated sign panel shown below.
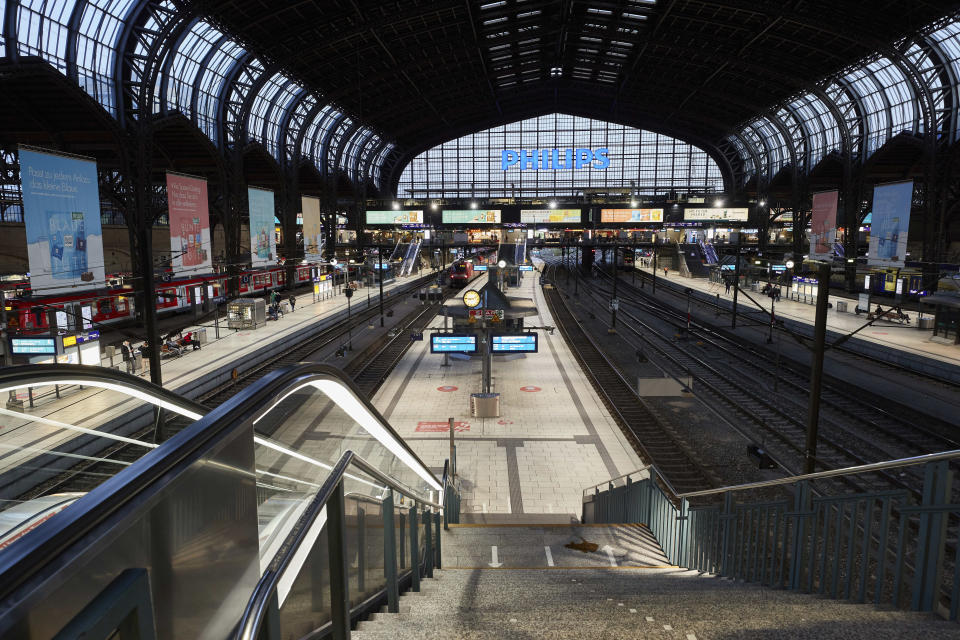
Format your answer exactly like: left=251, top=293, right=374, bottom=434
left=502, top=148, right=610, bottom=171
left=442, top=210, right=501, bottom=224
left=366, top=210, right=424, bottom=224
left=10, top=337, right=56, bottom=354
left=684, top=207, right=749, bottom=221
left=520, top=209, right=581, bottom=223
left=491, top=334, right=538, bottom=353
left=600, top=209, right=664, bottom=223
left=430, top=334, right=478, bottom=353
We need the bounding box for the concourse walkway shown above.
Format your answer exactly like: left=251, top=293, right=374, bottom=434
left=371, top=267, right=644, bottom=522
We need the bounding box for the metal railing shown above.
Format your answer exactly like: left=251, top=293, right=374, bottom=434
left=235, top=450, right=451, bottom=640
left=583, top=450, right=960, bottom=621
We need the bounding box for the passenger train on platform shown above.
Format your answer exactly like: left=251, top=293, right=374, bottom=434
left=5, top=264, right=316, bottom=334
left=448, top=260, right=475, bottom=288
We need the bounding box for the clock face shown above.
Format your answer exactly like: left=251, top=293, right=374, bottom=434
left=463, top=290, right=481, bottom=308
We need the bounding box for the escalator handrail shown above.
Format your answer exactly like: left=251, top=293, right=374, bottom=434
left=0, top=364, right=209, bottom=419
left=0, top=364, right=440, bottom=602
left=235, top=449, right=443, bottom=640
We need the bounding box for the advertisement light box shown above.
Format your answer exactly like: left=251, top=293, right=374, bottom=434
left=520, top=209, right=581, bottom=224
left=442, top=210, right=501, bottom=224
left=11, top=337, right=57, bottom=355
left=684, top=207, right=749, bottom=221
left=430, top=334, right=478, bottom=353
left=366, top=210, right=424, bottom=224
left=600, top=209, right=664, bottom=223
left=491, top=333, right=538, bottom=353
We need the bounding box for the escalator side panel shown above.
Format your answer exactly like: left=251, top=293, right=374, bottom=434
left=0, top=422, right=261, bottom=640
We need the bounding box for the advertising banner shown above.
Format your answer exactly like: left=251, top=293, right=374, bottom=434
left=302, top=195, right=323, bottom=262
left=520, top=209, right=581, bottom=223
left=166, top=172, right=211, bottom=275
left=442, top=210, right=501, bottom=224
left=19, top=146, right=105, bottom=295
left=600, top=209, right=664, bottom=223
left=868, top=180, right=913, bottom=267
left=809, top=190, right=838, bottom=260
left=248, top=186, right=276, bottom=267
left=366, top=210, right=424, bottom=224
left=683, top=207, right=749, bottom=222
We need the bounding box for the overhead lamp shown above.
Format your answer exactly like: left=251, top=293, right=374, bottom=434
left=548, top=201, right=557, bottom=209
left=785, top=260, right=795, bottom=269
left=470, top=201, right=478, bottom=209
left=714, top=199, right=724, bottom=208
left=430, top=202, right=438, bottom=211
left=630, top=199, right=638, bottom=207
left=392, top=201, right=400, bottom=210
left=759, top=200, right=766, bottom=206
left=498, top=260, right=507, bottom=268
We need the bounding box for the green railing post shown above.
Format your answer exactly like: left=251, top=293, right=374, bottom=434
left=719, top=492, right=734, bottom=576
left=357, top=507, right=366, bottom=592
left=444, top=485, right=451, bottom=531
left=435, top=511, right=442, bottom=569
left=410, top=504, right=420, bottom=592
left=382, top=491, right=399, bottom=613
left=327, top=481, right=351, bottom=640
left=425, top=508, right=434, bottom=578
left=912, top=461, right=952, bottom=611
left=789, top=481, right=810, bottom=591
left=677, top=498, right=689, bottom=567
left=646, top=469, right=656, bottom=526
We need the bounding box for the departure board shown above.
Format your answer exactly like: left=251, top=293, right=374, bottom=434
left=430, top=334, right=478, bottom=353
left=442, top=210, right=501, bottom=224
left=491, top=334, right=538, bottom=353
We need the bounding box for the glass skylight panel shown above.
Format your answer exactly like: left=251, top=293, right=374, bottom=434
left=195, top=37, right=246, bottom=144
left=397, top=114, right=722, bottom=198
left=260, top=79, right=302, bottom=160
left=247, top=72, right=288, bottom=151
left=74, top=0, right=137, bottom=115
left=167, top=22, right=223, bottom=117
left=327, top=118, right=354, bottom=171
left=16, top=0, right=75, bottom=70
left=843, top=66, right=890, bottom=155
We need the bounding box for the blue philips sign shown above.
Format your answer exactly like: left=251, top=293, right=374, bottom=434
left=501, top=148, right=610, bottom=171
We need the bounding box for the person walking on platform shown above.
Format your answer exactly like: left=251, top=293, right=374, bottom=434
left=288, top=293, right=296, bottom=312
left=121, top=340, right=133, bottom=374
left=724, top=277, right=732, bottom=294
left=663, top=267, right=669, bottom=278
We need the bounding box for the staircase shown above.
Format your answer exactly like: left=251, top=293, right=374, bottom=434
left=354, top=523, right=957, bottom=639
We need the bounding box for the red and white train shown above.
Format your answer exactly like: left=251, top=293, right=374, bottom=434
left=5, top=264, right=316, bottom=334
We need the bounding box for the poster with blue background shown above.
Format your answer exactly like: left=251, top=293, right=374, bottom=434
left=248, top=186, right=276, bottom=267
left=868, top=180, right=913, bottom=267
left=19, top=146, right=105, bottom=295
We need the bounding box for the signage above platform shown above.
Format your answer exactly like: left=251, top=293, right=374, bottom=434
left=520, top=209, right=581, bottom=224
left=430, top=334, right=478, bottom=353
left=10, top=337, right=56, bottom=354
left=519, top=265, right=534, bottom=271
left=684, top=207, right=749, bottom=221
left=491, top=333, right=538, bottom=353
left=600, top=209, right=664, bottom=223
left=366, top=210, right=423, bottom=224
left=469, top=309, right=504, bottom=321
left=442, top=210, right=501, bottom=224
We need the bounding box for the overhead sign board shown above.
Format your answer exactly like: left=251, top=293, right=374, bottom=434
left=502, top=148, right=609, bottom=171
left=474, top=264, right=488, bottom=272
left=430, top=334, right=478, bottom=353
left=442, top=210, right=501, bottom=224
left=520, top=209, right=581, bottom=224
left=600, top=209, right=664, bottom=223
left=366, top=210, right=424, bottom=224
left=684, top=207, right=749, bottom=221
left=469, top=309, right=504, bottom=321
left=10, top=337, right=57, bottom=355
left=519, top=265, right=534, bottom=272
left=491, top=333, right=538, bottom=353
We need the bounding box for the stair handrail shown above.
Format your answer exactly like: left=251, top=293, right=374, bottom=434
left=234, top=449, right=444, bottom=640
left=676, top=448, right=960, bottom=499
left=584, top=449, right=960, bottom=504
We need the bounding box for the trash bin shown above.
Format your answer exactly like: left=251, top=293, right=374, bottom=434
left=195, top=327, right=208, bottom=344
left=133, top=352, right=143, bottom=371
left=836, top=301, right=848, bottom=313
left=918, top=317, right=934, bottom=330
left=470, top=392, right=500, bottom=418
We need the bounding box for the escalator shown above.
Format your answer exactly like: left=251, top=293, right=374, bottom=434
left=0, top=364, right=457, bottom=639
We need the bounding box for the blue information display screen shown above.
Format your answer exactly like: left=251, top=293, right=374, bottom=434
left=474, top=264, right=488, bottom=272
left=10, top=337, right=57, bottom=354
left=491, top=334, right=538, bottom=353
left=519, top=265, right=534, bottom=272
left=431, top=334, right=478, bottom=353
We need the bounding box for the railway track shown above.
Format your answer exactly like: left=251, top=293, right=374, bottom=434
left=539, top=276, right=715, bottom=496
left=551, top=258, right=958, bottom=497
